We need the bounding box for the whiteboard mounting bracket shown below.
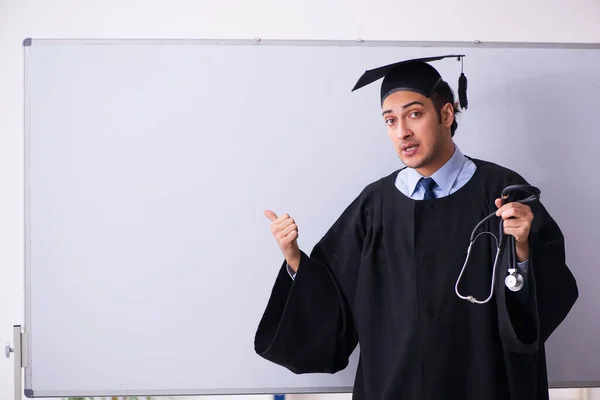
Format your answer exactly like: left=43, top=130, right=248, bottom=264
left=6, top=325, right=30, bottom=399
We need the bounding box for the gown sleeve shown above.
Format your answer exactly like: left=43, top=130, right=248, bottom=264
left=253, top=186, right=374, bottom=374
left=496, top=191, right=579, bottom=354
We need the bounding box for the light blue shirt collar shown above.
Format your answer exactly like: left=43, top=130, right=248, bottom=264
left=407, top=144, right=467, bottom=197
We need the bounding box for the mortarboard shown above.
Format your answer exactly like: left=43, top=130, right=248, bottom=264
left=352, top=54, right=468, bottom=109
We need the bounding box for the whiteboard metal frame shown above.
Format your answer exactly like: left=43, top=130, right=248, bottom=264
left=22, top=37, right=600, bottom=48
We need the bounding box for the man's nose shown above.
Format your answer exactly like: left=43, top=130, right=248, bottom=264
left=397, top=121, right=412, bottom=139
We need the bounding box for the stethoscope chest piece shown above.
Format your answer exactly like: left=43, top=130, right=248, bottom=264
left=505, top=268, right=524, bottom=292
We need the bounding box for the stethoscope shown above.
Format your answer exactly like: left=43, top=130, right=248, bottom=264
left=454, top=184, right=541, bottom=304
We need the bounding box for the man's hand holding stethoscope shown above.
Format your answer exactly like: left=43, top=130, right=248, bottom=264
left=494, top=197, right=535, bottom=263
left=455, top=184, right=541, bottom=304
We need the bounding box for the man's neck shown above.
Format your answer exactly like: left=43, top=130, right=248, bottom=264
left=416, top=141, right=455, bottom=177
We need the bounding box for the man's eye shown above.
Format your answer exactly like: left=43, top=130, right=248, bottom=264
left=385, top=118, right=396, bottom=126
left=409, top=111, right=422, bottom=118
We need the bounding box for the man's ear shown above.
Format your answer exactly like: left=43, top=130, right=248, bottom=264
left=442, top=103, right=455, bottom=128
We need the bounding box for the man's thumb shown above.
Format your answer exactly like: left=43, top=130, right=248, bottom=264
left=264, top=209, right=278, bottom=222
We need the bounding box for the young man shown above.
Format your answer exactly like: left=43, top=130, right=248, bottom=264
left=254, top=55, right=578, bottom=400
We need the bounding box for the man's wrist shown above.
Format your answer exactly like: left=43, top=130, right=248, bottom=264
left=516, top=240, right=530, bottom=263
left=286, top=254, right=301, bottom=272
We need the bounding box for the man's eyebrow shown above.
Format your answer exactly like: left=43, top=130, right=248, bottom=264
left=402, top=101, right=424, bottom=109
left=382, top=101, right=425, bottom=116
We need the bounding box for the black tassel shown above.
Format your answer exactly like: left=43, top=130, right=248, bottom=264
left=458, top=72, right=468, bottom=110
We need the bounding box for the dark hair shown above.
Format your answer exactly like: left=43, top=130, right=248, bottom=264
left=430, top=81, right=461, bottom=137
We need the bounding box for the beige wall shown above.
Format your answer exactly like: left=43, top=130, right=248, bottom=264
left=2, top=0, right=600, bottom=399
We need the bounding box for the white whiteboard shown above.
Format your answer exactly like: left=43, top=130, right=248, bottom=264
left=23, top=39, right=600, bottom=397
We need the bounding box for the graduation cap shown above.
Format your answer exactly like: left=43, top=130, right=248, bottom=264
left=352, top=54, right=468, bottom=109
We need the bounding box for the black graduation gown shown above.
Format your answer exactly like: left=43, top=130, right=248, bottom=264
left=254, top=158, right=578, bottom=400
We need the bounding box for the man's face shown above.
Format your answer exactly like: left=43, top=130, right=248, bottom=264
left=381, top=90, right=454, bottom=174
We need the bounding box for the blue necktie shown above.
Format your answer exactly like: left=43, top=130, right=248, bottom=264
left=420, top=177, right=437, bottom=200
